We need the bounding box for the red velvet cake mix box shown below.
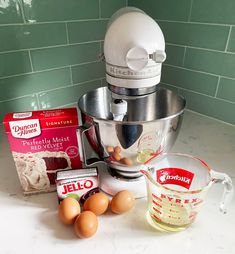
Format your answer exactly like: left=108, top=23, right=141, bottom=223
left=3, top=108, right=83, bottom=195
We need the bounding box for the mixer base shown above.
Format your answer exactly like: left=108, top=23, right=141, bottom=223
left=99, top=166, right=146, bottom=198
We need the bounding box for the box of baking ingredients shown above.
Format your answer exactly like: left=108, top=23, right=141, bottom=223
left=3, top=108, right=83, bottom=195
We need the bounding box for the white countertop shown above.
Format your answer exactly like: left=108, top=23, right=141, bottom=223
left=0, top=110, right=235, bottom=254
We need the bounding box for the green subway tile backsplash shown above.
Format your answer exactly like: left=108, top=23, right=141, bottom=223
left=0, top=0, right=235, bottom=125
left=129, top=0, right=235, bottom=124
left=128, top=0, right=191, bottom=21
left=0, top=68, right=71, bottom=101
left=0, top=95, right=38, bottom=122
left=0, top=0, right=127, bottom=123
left=38, top=80, right=102, bottom=109
left=227, top=27, right=235, bottom=53
left=72, top=61, right=105, bottom=84
left=158, top=22, right=229, bottom=51
left=0, top=51, right=31, bottom=77
left=191, top=0, right=235, bottom=24
left=68, top=20, right=107, bottom=44
left=179, top=89, right=235, bottom=125
left=0, top=0, right=24, bottom=24
left=217, top=78, right=235, bottom=103
left=22, top=0, right=99, bottom=22
left=30, top=42, right=100, bottom=71
left=0, top=23, right=67, bottom=52
left=161, top=65, right=218, bottom=96
left=184, top=48, right=235, bottom=79
left=165, top=44, right=185, bottom=66
left=101, top=0, right=127, bottom=18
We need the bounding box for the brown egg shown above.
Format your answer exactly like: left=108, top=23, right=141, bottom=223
left=111, top=190, right=135, bottom=214
left=114, top=146, right=121, bottom=154
left=74, top=211, right=98, bottom=238
left=83, top=192, right=109, bottom=215
left=58, top=197, right=81, bottom=225
left=106, top=146, right=114, bottom=154
left=112, top=152, right=121, bottom=161
left=120, top=157, right=133, bottom=166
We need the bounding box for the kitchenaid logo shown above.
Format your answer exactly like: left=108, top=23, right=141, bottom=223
left=106, top=62, right=160, bottom=79
left=157, top=168, right=194, bottom=189
left=9, top=119, right=41, bottom=139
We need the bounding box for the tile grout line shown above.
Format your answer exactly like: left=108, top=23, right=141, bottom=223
left=214, top=76, right=221, bottom=97
left=0, top=18, right=109, bottom=26
left=182, top=46, right=187, bottom=66
left=35, top=78, right=104, bottom=95
left=163, top=63, right=220, bottom=77
left=165, top=82, right=235, bottom=105
left=65, top=22, right=69, bottom=44
left=54, top=102, right=77, bottom=109
left=188, top=0, right=194, bottom=22
left=0, top=40, right=102, bottom=55
left=17, top=0, right=27, bottom=24
left=35, top=93, right=41, bottom=109
left=155, top=18, right=233, bottom=27
left=28, top=50, right=34, bottom=72
left=185, top=109, right=235, bottom=127
left=0, top=60, right=101, bottom=80
left=225, top=25, right=232, bottom=52
left=69, top=66, right=73, bottom=85
left=1, top=40, right=235, bottom=57
left=161, top=82, right=179, bottom=91
left=163, top=63, right=235, bottom=81
left=0, top=78, right=103, bottom=104
left=166, top=43, right=235, bottom=55
left=0, top=94, right=38, bottom=103
left=98, top=0, right=101, bottom=18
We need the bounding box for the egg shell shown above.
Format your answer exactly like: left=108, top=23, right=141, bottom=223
left=120, top=157, right=133, bottom=166
left=83, top=192, right=109, bottom=215
left=58, top=197, right=81, bottom=225
left=112, top=152, right=121, bottom=161
left=114, top=146, right=121, bottom=154
left=106, top=146, right=114, bottom=154
left=74, top=211, right=98, bottom=238
left=111, top=190, right=135, bottom=214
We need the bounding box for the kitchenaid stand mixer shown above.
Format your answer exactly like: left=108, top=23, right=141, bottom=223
left=78, top=7, right=186, bottom=198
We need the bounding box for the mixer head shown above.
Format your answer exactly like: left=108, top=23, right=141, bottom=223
left=104, top=7, right=166, bottom=96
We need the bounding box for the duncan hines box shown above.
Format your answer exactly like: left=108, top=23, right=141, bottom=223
left=3, top=108, right=83, bottom=195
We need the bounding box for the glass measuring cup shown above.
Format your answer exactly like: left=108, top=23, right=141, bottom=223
left=141, top=153, right=233, bottom=232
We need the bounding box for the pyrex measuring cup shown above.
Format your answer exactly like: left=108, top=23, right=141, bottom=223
left=141, top=153, right=233, bottom=232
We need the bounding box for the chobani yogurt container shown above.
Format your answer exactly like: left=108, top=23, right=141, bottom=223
left=56, top=168, right=99, bottom=203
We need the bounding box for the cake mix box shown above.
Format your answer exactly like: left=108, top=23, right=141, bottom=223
left=3, top=108, right=83, bottom=195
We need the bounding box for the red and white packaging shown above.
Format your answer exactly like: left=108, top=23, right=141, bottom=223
left=3, top=108, right=83, bottom=195
left=56, top=168, right=99, bottom=203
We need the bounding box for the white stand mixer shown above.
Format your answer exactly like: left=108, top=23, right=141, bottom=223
left=78, top=7, right=185, bottom=198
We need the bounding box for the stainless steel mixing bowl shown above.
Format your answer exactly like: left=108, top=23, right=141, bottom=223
left=78, top=86, right=185, bottom=178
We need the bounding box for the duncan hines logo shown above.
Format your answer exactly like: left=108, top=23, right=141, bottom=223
left=9, top=119, right=41, bottom=139
left=157, top=168, right=195, bottom=189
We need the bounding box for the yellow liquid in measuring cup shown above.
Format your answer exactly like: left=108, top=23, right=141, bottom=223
left=147, top=197, right=194, bottom=232
left=137, top=149, right=154, bottom=163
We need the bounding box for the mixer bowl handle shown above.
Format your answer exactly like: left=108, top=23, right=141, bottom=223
left=77, top=125, right=106, bottom=167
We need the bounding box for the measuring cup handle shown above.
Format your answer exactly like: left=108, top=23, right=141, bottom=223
left=211, top=170, right=234, bottom=214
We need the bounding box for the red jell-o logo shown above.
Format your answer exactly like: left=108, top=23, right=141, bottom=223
left=156, top=168, right=194, bottom=189
left=61, top=179, right=94, bottom=195
left=9, top=119, right=41, bottom=139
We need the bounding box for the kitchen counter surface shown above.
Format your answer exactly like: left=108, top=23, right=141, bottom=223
left=0, top=110, right=235, bottom=254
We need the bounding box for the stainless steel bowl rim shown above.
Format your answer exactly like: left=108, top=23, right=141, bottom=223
left=78, top=91, right=186, bottom=125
